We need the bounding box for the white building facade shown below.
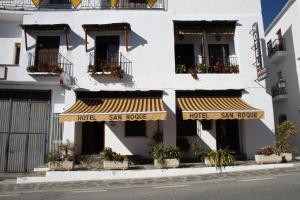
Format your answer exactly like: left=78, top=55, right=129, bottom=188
left=0, top=0, right=275, bottom=172
left=265, top=0, right=300, bottom=155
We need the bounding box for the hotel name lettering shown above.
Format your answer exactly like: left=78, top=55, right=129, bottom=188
left=189, top=112, right=259, bottom=120
left=77, top=114, right=148, bottom=121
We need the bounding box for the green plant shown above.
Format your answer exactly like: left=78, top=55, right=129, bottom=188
left=177, top=137, right=190, bottom=152
left=188, top=68, right=199, bottom=80
left=58, top=140, right=75, bottom=161
left=27, top=65, right=37, bottom=72
left=176, top=64, right=186, bottom=73
left=47, top=151, right=62, bottom=162
left=111, top=66, right=124, bottom=79
left=195, top=63, right=206, bottom=73
left=276, top=120, right=297, bottom=153
left=101, top=147, right=127, bottom=162
left=256, top=146, right=280, bottom=156
left=191, top=140, right=207, bottom=161
left=51, top=64, right=63, bottom=74
left=205, top=148, right=235, bottom=168
left=165, top=146, right=182, bottom=159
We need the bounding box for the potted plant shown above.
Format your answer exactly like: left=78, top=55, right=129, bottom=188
left=255, top=146, right=282, bottom=164
left=111, top=66, right=124, bottom=79
left=37, top=63, right=50, bottom=72
left=58, top=140, right=75, bottom=171
left=176, top=64, right=186, bottom=73
left=195, top=63, right=206, bottom=73
left=51, top=64, right=63, bottom=74
left=276, top=120, right=297, bottom=162
left=27, top=65, right=37, bottom=73
left=204, top=148, right=235, bottom=168
left=152, top=143, right=182, bottom=168
left=101, top=147, right=129, bottom=170
left=191, top=140, right=207, bottom=161
left=47, top=151, right=63, bottom=171
left=188, top=68, right=199, bottom=80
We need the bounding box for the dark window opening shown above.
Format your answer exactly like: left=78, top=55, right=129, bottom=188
left=35, top=36, right=60, bottom=69
left=175, top=44, right=195, bottom=73
left=125, top=121, right=146, bottom=137
left=14, top=43, right=21, bottom=65
left=279, top=114, right=287, bottom=125
left=95, top=36, right=120, bottom=72
left=201, top=120, right=212, bottom=130
left=49, top=0, right=70, bottom=4
left=177, top=109, right=197, bottom=136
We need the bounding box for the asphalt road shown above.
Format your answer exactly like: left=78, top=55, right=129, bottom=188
left=1, top=168, right=300, bottom=200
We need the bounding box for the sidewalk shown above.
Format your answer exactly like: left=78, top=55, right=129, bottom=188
left=17, top=162, right=295, bottom=184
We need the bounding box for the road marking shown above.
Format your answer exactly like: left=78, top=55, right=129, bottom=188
left=153, top=185, right=190, bottom=189
left=70, top=190, right=107, bottom=193
left=0, top=194, right=20, bottom=197
left=238, top=177, right=276, bottom=182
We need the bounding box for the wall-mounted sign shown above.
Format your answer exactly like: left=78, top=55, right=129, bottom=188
left=250, top=22, right=267, bottom=81
left=0, top=67, right=7, bottom=80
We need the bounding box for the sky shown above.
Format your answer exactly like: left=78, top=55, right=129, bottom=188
left=261, top=0, right=289, bottom=30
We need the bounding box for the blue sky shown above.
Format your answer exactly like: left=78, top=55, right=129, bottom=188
left=261, top=0, right=288, bottom=29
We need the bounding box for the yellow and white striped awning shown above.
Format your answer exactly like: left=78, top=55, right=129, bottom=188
left=59, top=98, right=167, bottom=122
left=177, top=97, right=264, bottom=120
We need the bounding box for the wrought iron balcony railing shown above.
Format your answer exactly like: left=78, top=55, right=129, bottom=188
left=0, top=0, right=166, bottom=10
left=175, top=56, right=239, bottom=74
left=27, top=51, right=73, bottom=75
left=267, top=38, right=286, bottom=58
left=88, top=52, right=132, bottom=78
left=271, top=79, right=287, bottom=98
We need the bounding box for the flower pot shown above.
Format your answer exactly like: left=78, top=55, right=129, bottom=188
left=62, top=160, right=74, bottom=171
left=281, top=153, right=293, bottom=162
left=255, top=154, right=282, bottom=164
left=48, top=161, right=63, bottom=171
left=103, top=160, right=129, bottom=170
left=204, top=158, right=215, bottom=167
left=154, top=159, right=180, bottom=169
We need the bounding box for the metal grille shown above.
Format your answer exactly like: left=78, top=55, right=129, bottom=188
left=48, top=113, right=63, bottom=152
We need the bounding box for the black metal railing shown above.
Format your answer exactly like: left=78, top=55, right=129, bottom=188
left=267, top=38, right=286, bottom=57
left=89, top=52, right=132, bottom=76
left=0, top=0, right=166, bottom=10
left=27, top=51, right=73, bottom=75
left=176, top=56, right=239, bottom=74
left=271, top=80, right=287, bottom=98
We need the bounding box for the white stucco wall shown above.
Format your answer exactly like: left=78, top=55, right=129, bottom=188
left=265, top=0, right=300, bottom=154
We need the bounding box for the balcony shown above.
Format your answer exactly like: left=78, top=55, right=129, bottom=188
left=176, top=56, right=239, bottom=74
left=27, top=51, right=73, bottom=76
left=267, top=38, right=286, bottom=63
left=271, top=79, right=288, bottom=102
left=88, top=52, right=132, bottom=79
left=0, top=0, right=166, bottom=10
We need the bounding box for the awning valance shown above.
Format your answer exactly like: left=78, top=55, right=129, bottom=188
left=177, top=97, right=264, bottom=120
left=59, top=98, right=167, bottom=122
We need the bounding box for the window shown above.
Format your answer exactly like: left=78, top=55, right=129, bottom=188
left=125, top=121, right=146, bottom=137
left=175, top=44, right=195, bottom=72
left=36, top=36, right=60, bottom=67
left=49, top=0, right=69, bottom=4
left=279, top=114, right=287, bottom=125
left=14, top=43, right=21, bottom=65
left=177, top=110, right=197, bottom=136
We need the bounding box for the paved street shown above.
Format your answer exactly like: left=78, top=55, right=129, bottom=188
left=1, top=167, right=300, bottom=200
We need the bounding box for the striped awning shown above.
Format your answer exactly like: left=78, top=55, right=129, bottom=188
left=59, top=98, right=167, bottom=122
left=177, top=97, right=264, bottom=120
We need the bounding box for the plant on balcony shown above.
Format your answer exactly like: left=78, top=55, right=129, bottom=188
left=111, top=66, right=124, bottom=79
left=204, top=148, right=235, bottom=168
left=188, top=68, right=199, bottom=80
left=176, top=64, right=186, bottom=73
left=87, top=64, right=97, bottom=74
left=195, top=63, right=206, bottom=73
left=101, top=147, right=129, bottom=170
left=37, top=63, right=50, bottom=72
left=276, top=120, right=297, bottom=162
left=255, top=146, right=282, bottom=164
left=51, top=64, right=63, bottom=74
left=27, top=65, right=37, bottom=73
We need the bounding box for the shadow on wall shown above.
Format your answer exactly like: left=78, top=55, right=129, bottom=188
left=0, top=22, right=22, bottom=38
left=68, top=30, right=86, bottom=51
left=88, top=74, right=136, bottom=88
left=128, top=31, right=148, bottom=51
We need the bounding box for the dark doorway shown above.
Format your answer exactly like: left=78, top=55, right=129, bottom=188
left=216, top=120, right=240, bottom=153
left=208, top=44, right=229, bottom=66
left=175, top=44, right=195, bottom=71
left=35, top=36, right=60, bottom=67
left=95, top=36, right=119, bottom=72
left=82, top=122, right=104, bottom=154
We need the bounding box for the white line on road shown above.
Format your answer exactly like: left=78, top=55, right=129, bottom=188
left=153, top=185, right=190, bottom=189
left=0, top=193, right=20, bottom=197
left=238, top=177, right=276, bottom=182
left=70, top=190, right=107, bottom=193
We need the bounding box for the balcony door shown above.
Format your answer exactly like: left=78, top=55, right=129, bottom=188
left=82, top=122, right=105, bottom=155
left=35, top=36, right=60, bottom=67
left=175, top=44, right=195, bottom=70
left=216, top=120, right=240, bottom=153
left=208, top=44, right=229, bottom=66
left=95, top=36, right=119, bottom=71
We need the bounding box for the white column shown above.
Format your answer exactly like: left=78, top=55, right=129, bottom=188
left=163, top=89, right=176, bottom=147
left=62, top=89, right=76, bottom=143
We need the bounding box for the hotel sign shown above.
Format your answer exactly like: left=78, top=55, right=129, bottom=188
left=183, top=111, right=265, bottom=120
left=251, top=22, right=267, bottom=81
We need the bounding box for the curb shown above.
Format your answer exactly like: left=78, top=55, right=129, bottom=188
left=17, top=163, right=294, bottom=184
